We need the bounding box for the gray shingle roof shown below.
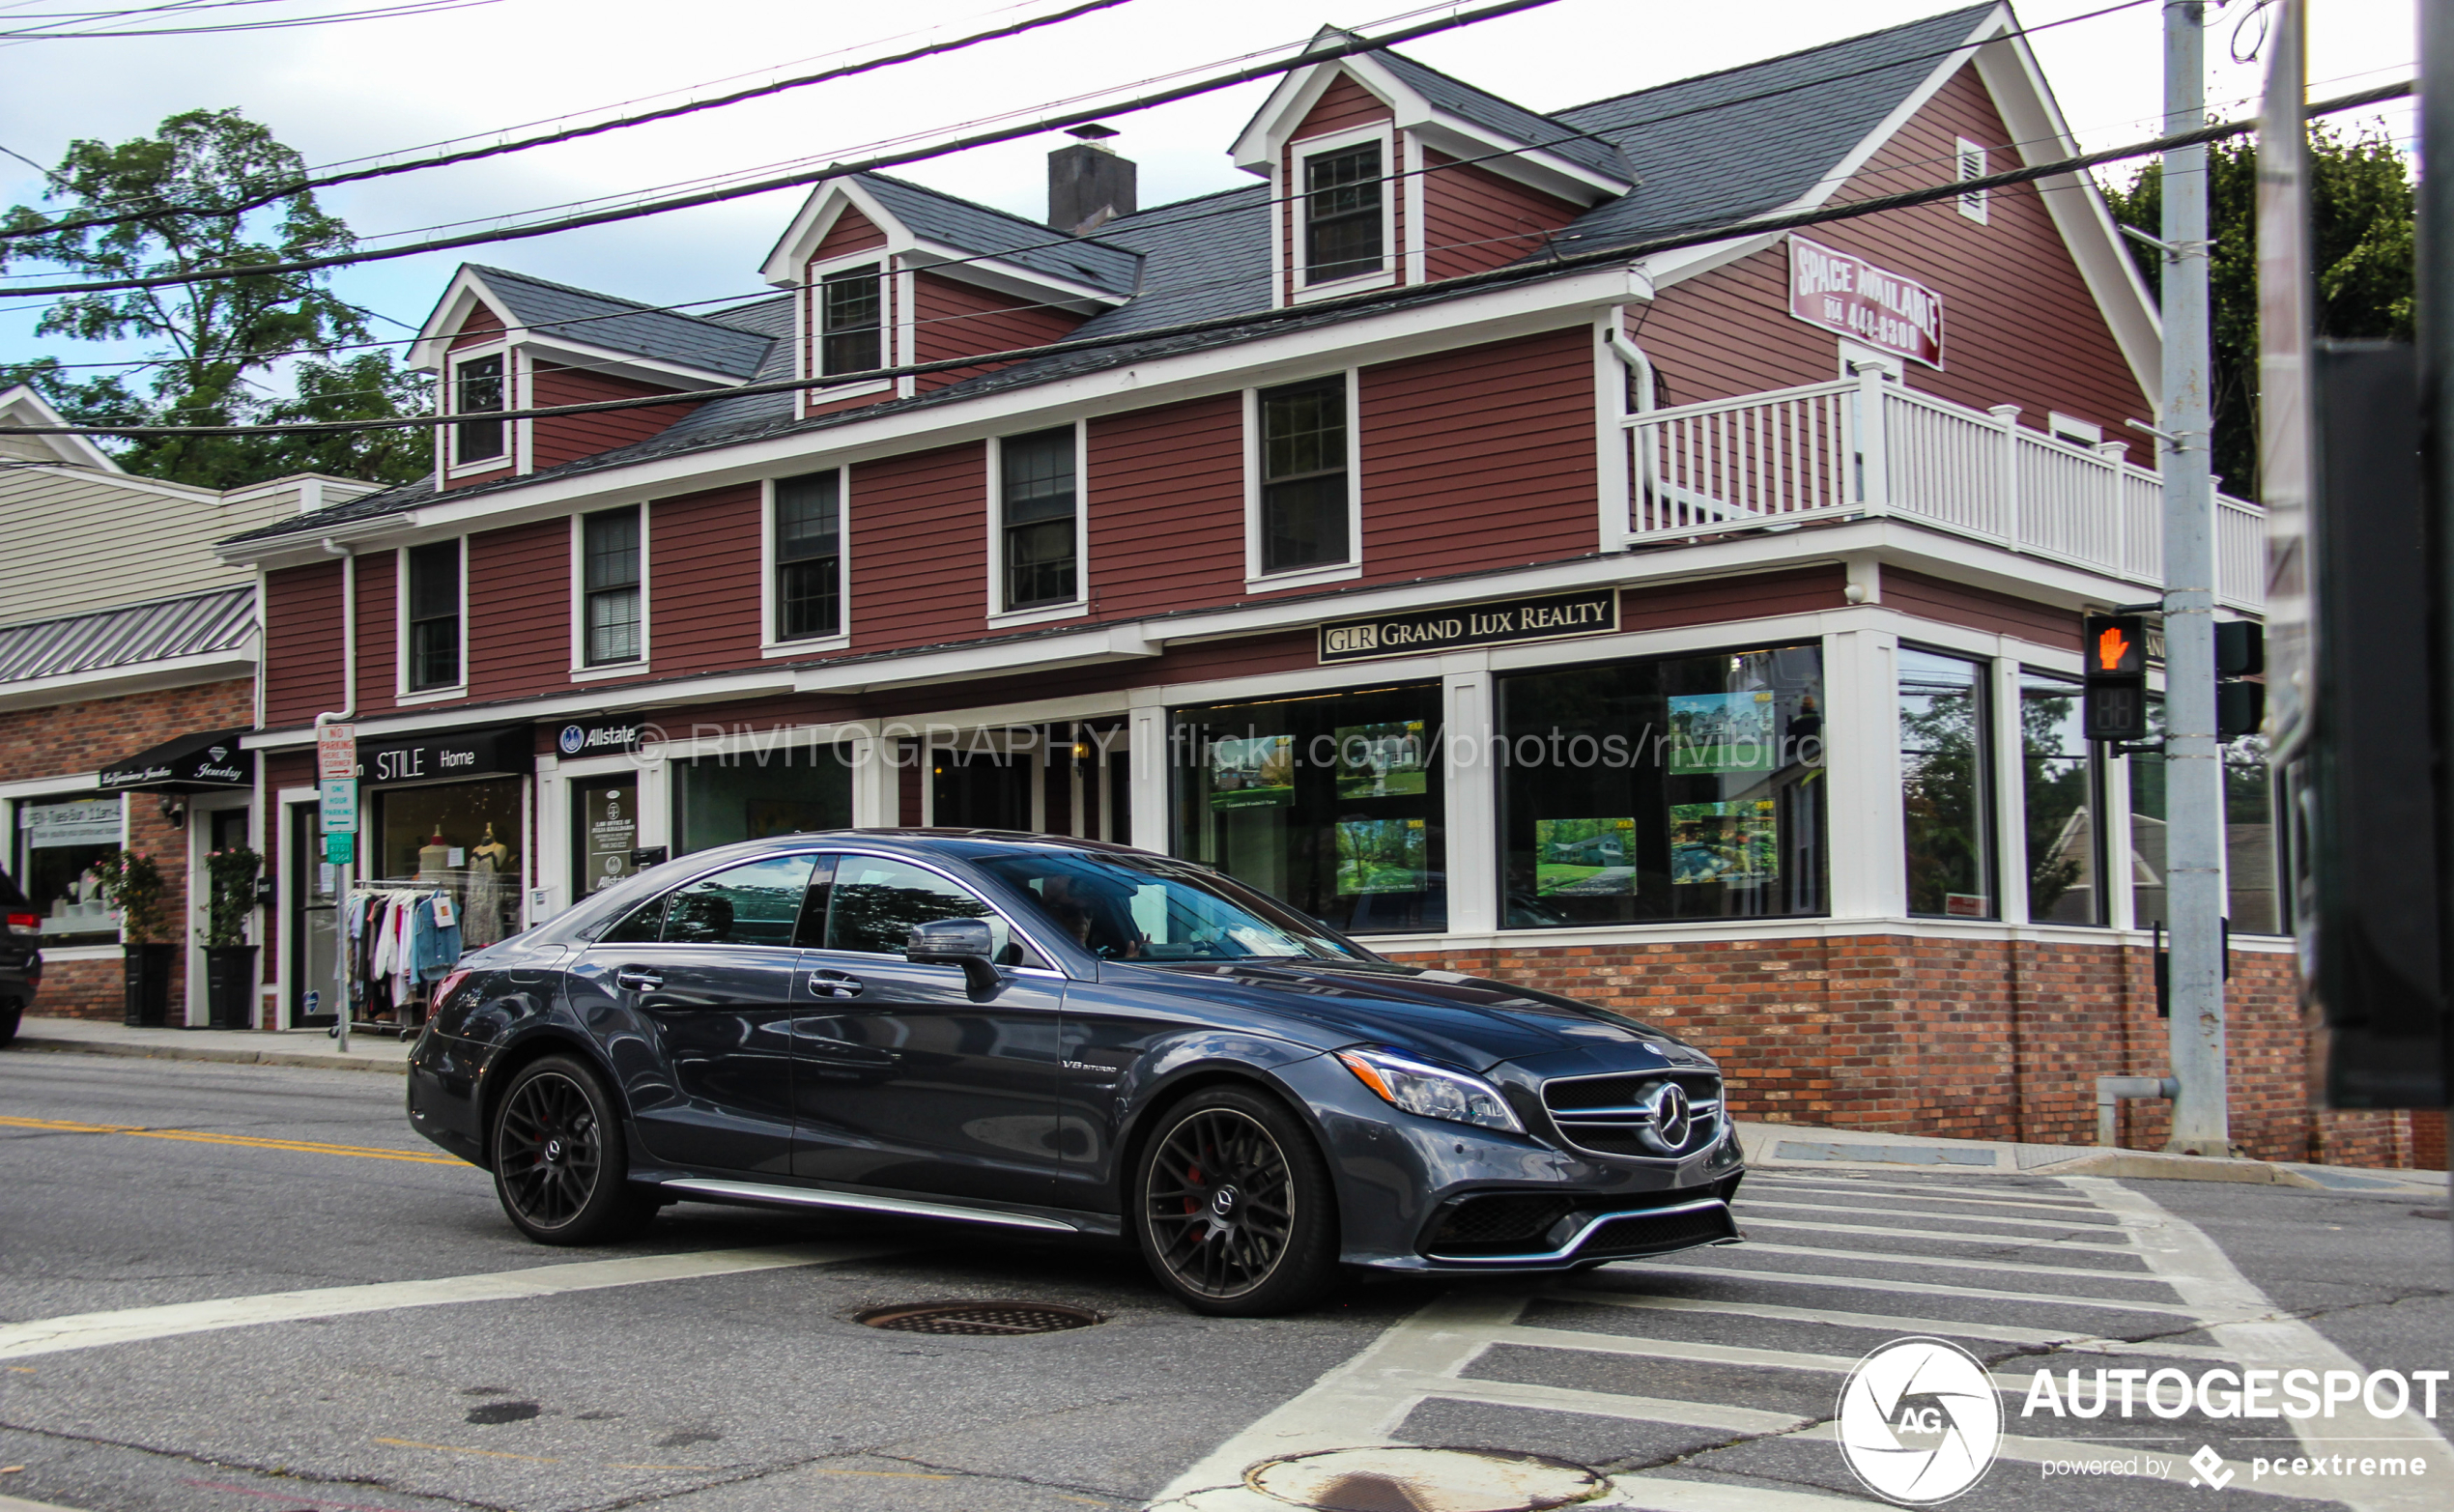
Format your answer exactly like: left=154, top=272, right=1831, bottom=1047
left=469, top=265, right=774, bottom=380
left=0, top=585, right=255, bottom=685
left=854, top=174, right=1141, bottom=297
left=1370, top=47, right=1632, bottom=187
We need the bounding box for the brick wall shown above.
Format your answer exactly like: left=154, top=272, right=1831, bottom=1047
left=1, top=677, right=254, bottom=1022
left=1385, top=931, right=2427, bottom=1170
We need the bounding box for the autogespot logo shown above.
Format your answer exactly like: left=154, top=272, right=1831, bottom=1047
left=1838, top=1337, right=2004, bottom=1504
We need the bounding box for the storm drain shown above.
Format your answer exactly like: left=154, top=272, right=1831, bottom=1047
left=1245, top=1447, right=1603, bottom=1512
left=851, top=1300, right=1104, bottom=1336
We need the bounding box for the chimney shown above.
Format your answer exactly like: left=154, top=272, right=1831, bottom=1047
left=1048, top=125, right=1135, bottom=236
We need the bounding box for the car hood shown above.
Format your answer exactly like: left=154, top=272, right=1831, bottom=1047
left=1095, top=956, right=1709, bottom=1073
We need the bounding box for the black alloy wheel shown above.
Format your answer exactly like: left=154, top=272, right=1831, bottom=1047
left=490, top=1055, right=656, bottom=1245
left=1133, top=1086, right=1337, bottom=1317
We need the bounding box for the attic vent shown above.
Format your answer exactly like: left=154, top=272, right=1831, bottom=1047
left=1955, top=138, right=1988, bottom=224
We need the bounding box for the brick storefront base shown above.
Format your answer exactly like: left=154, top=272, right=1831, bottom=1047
left=1386, top=932, right=2428, bottom=1171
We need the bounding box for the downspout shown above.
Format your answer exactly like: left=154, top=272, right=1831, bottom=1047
left=1608, top=323, right=1656, bottom=538
left=315, top=539, right=355, bottom=1052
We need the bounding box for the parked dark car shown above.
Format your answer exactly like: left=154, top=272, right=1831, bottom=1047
left=407, top=832, right=1744, bottom=1315
left=0, top=866, right=43, bottom=1046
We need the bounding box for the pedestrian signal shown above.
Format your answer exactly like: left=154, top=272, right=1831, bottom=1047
left=2083, top=614, right=2149, bottom=742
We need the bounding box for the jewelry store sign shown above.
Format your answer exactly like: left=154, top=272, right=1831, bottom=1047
left=1319, top=589, right=1618, bottom=663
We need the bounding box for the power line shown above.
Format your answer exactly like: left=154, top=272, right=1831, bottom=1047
left=0, top=0, right=499, bottom=41
left=0, top=0, right=1136, bottom=237
left=3, top=78, right=2410, bottom=442
left=0, top=0, right=1574, bottom=297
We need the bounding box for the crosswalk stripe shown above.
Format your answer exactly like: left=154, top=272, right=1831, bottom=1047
left=1749, top=1176, right=2102, bottom=1211
left=1741, top=1215, right=2144, bottom=1253
left=1498, top=1323, right=2039, bottom=1391
left=1538, top=1289, right=2247, bottom=1361
left=1737, top=1197, right=2126, bottom=1232
left=1590, top=1262, right=2219, bottom=1318
left=1593, top=1475, right=1885, bottom=1511
left=1384, top=1369, right=1808, bottom=1434
left=1678, top=1241, right=2170, bottom=1283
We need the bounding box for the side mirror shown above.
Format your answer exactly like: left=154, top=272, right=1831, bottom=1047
left=907, top=917, right=999, bottom=993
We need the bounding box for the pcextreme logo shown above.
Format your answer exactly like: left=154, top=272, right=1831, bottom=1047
left=1837, top=1337, right=2004, bottom=1504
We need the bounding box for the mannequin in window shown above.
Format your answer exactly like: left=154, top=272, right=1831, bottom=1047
left=466, top=822, right=514, bottom=948
left=416, top=831, right=451, bottom=882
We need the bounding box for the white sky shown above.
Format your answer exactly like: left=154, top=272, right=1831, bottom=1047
left=0, top=0, right=2417, bottom=388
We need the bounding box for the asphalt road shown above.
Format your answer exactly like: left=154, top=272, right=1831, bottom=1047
left=0, top=1048, right=2447, bottom=1512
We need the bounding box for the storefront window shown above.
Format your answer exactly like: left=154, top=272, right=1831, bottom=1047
left=1498, top=645, right=1825, bottom=928
left=2130, top=698, right=2167, bottom=929
left=1899, top=647, right=1993, bottom=918
left=2020, top=670, right=2103, bottom=925
left=672, top=746, right=853, bottom=855
left=1172, top=684, right=1444, bottom=934
left=374, top=778, right=522, bottom=947
left=2225, top=733, right=2279, bottom=933
left=14, top=796, right=122, bottom=944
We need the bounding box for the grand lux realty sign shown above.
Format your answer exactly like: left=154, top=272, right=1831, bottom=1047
left=1788, top=235, right=1945, bottom=370
left=1320, top=589, right=1618, bottom=663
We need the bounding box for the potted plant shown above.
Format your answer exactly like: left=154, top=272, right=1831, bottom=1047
left=203, top=846, right=263, bottom=1030
left=86, top=849, right=172, bottom=1027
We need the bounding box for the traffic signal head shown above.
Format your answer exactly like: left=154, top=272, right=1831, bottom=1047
left=2215, top=620, right=2266, bottom=678
left=2082, top=614, right=2150, bottom=742
left=2086, top=615, right=2147, bottom=677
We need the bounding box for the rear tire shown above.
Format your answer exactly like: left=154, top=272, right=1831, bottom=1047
left=489, top=1055, right=657, bottom=1245
left=1132, top=1085, right=1339, bottom=1317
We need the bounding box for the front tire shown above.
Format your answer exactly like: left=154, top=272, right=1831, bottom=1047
left=1132, top=1086, right=1338, bottom=1317
left=489, top=1055, right=656, bottom=1245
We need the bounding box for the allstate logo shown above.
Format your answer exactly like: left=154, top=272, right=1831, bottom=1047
left=557, top=724, right=587, bottom=756
left=1837, top=1337, right=2002, bottom=1504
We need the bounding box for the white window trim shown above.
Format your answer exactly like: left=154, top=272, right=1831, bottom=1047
left=396, top=537, right=469, bottom=702
left=760, top=468, right=852, bottom=656
left=804, top=251, right=896, bottom=407
left=1288, top=123, right=1400, bottom=305
left=985, top=420, right=1091, bottom=628
left=570, top=504, right=651, bottom=676
left=2046, top=411, right=2104, bottom=447
left=1242, top=370, right=1365, bottom=592
left=1838, top=338, right=1905, bottom=383
left=1401, top=130, right=1427, bottom=286
left=1955, top=137, right=1989, bottom=224
left=5, top=784, right=125, bottom=949
left=442, top=343, right=516, bottom=478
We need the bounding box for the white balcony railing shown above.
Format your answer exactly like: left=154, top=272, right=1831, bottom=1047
left=1623, top=372, right=2267, bottom=609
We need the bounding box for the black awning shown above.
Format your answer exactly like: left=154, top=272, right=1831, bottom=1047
left=97, top=728, right=255, bottom=792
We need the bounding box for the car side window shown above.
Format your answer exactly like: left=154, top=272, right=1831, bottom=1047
left=822, top=856, right=1042, bottom=967
left=600, top=892, right=668, bottom=944
left=660, top=854, right=818, bottom=947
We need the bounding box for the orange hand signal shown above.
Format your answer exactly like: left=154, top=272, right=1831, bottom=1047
left=2097, top=623, right=2132, bottom=671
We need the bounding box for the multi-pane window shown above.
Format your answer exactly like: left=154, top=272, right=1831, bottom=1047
left=1257, top=377, right=1350, bottom=575
left=454, top=353, right=506, bottom=464
left=1303, top=143, right=1384, bottom=284
left=1000, top=426, right=1077, bottom=611
left=2224, top=732, right=2279, bottom=933
left=2020, top=670, right=2102, bottom=925
left=819, top=265, right=882, bottom=378
left=774, top=471, right=842, bottom=641
left=1899, top=647, right=1993, bottom=918
left=406, top=541, right=462, bottom=692
left=582, top=507, right=642, bottom=666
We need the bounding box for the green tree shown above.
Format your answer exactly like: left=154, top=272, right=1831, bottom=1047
left=2100, top=122, right=2414, bottom=501
left=1, top=108, right=429, bottom=487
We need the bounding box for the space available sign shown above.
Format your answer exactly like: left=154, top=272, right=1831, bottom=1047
left=1788, top=235, right=1945, bottom=370
left=1319, top=589, right=1618, bottom=663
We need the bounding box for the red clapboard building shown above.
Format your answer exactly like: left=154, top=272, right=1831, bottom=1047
left=216, top=6, right=2419, bottom=1165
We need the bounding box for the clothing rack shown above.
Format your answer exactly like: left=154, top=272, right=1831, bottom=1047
left=340, top=884, right=465, bottom=1037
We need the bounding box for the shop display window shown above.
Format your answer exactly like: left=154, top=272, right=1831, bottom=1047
left=1171, top=684, right=1444, bottom=934
left=2225, top=733, right=2279, bottom=933
left=373, top=778, right=522, bottom=947
left=2020, top=670, right=2104, bottom=925
left=1899, top=646, right=1995, bottom=919
left=672, top=746, right=853, bottom=855
left=1498, top=645, right=1825, bottom=927
left=2130, top=697, right=2167, bottom=929
left=13, top=795, right=123, bottom=944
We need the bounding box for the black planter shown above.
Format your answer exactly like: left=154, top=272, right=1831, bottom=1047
left=122, top=942, right=177, bottom=1027
left=205, top=945, right=259, bottom=1030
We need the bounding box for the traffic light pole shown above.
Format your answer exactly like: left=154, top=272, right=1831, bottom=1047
left=2157, top=0, right=2229, bottom=1155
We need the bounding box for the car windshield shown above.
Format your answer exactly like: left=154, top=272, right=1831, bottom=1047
left=977, top=851, right=1366, bottom=963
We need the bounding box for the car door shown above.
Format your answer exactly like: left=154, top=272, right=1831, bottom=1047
left=570, top=851, right=823, bottom=1178
left=788, top=851, right=1065, bottom=1207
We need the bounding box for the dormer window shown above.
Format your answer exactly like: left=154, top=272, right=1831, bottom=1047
left=452, top=353, right=506, bottom=465
left=819, top=265, right=883, bottom=378
left=1304, top=143, right=1384, bottom=284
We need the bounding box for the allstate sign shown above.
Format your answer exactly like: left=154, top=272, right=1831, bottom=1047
left=558, top=720, right=642, bottom=757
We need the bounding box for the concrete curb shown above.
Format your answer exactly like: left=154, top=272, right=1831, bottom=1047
left=1737, top=1122, right=2446, bottom=1192
left=0, top=1492, right=89, bottom=1512
left=7, top=1034, right=410, bottom=1076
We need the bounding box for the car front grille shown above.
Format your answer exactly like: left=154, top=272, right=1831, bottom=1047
left=1425, top=1193, right=1579, bottom=1255
left=1576, top=1201, right=1740, bottom=1258
left=1540, top=1070, right=1724, bottom=1160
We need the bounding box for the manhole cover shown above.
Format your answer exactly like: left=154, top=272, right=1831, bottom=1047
left=850, top=1300, right=1103, bottom=1336
left=1247, top=1447, right=1604, bottom=1512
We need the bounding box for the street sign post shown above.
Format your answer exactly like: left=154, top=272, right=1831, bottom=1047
left=316, top=722, right=357, bottom=782
left=319, top=779, right=357, bottom=835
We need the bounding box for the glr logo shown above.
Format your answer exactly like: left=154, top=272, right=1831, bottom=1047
left=2187, top=1445, right=2234, bottom=1489
left=1838, top=1337, right=2003, bottom=1504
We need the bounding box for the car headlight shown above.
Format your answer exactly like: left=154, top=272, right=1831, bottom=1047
left=1335, top=1047, right=1523, bottom=1134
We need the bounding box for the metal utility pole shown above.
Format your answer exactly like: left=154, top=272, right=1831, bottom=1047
left=2158, top=0, right=2229, bottom=1155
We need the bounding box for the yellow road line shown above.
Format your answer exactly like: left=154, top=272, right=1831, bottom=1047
left=0, top=1114, right=464, bottom=1166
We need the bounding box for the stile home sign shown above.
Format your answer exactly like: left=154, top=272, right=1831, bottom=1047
left=1320, top=589, right=1619, bottom=663
left=1788, top=235, right=1945, bottom=369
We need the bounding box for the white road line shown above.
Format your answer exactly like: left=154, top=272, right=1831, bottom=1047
left=1540, top=1289, right=2245, bottom=1361
left=1592, top=1476, right=1886, bottom=1511
left=1741, top=1216, right=2142, bottom=1253
left=1737, top=1197, right=2127, bottom=1232
left=1498, top=1323, right=2040, bottom=1392
left=1593, top=1262, right=2218, bottom=1317
left=0, top=1243, right=895, bottom=1360
left=1748, top=1176, right=2102, bottom=1211
left=1380, top=1369, right=1806, bottom=1434
left=1656, top=1241, right=2172, bottom=1283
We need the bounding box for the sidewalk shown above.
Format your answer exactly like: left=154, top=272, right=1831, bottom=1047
left=6, top=1014, right=413, bottom=1073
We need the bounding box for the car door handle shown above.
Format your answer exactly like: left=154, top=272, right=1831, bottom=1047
left=614, top=967, right=664, bottom=992
left=808, top=970, right=863, bottom=999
